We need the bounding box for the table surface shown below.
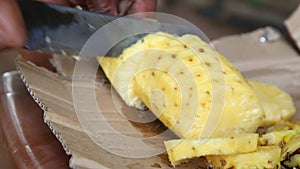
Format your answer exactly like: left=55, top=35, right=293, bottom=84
left=0, top=49, right=70, bottom=169
left=0, top=49, right=19, bottom=169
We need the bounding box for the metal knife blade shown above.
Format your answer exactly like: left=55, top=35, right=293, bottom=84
left=18, top=0, right=203, bottom=56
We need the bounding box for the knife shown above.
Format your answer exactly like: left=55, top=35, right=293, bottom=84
left=18, top=0, right=204, bottom=57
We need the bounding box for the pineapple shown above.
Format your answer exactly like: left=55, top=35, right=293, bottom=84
left=206, top=146, right=281, bottom=169
left=248, top=80, right=295, bottom=125
left=98, top=32, right=265, bottom=139
left=266, top=121, right=297, bottom=132
left=164, top=133, right=258, bottom=166
left=259, top=122, right=300, bottom=146
left=283, top=154, right=300, bottom=168
left=281, top=133, right=300, bottom=160
left=259, top=130, right=300, bottom=146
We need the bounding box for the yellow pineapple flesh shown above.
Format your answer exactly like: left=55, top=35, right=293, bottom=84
left=164, top=133, right=258, bottom=166
left=206, top=146, right=281, bottom=169
left=259, top=130, right=299, bottom=146
left=248, top=80, right=295, bottom=125
left=98, top=32, right=265, bottom=139
left=281, top=133, right=300, bottom=160
left=283, top=154, right=300, bottom=168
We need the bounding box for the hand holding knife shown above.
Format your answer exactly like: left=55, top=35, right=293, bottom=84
left=0, top=0, right=157, bottom=52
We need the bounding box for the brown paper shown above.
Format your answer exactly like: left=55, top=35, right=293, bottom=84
left=15, top=27, right=300, bottom=168
left=285, top=4, right=300, bottom=50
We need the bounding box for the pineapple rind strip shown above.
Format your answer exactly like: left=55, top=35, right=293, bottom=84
left=164, top=133, right=258, bottom=166
left=283, top=154, right=300, bottom=168
left=259, top=129, right=300, bottom=146
left=282, top=133, right=300, bottom=160
left=206, top=146, right=281, bottom=169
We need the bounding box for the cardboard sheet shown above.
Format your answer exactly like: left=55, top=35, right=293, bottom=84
left=16, top=55, right=204, bottom=169
left=16, top=27, right=300, bottom=168
left=285, top=4, right=300, bottom=50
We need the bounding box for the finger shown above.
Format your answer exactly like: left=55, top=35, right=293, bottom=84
left=38, top=0, right=88, bottom=10
left=85, top=0, right=119, bottom=15
left=19, top=49, right=55, bottom=71
left=68, top=0, right=88, bottom=9
left=119, top=0, right=157, bottom=18
left=0, top=0, right=26, bottom=50
left=118, top=0, right=134, bottom=15
left=37, top=0, right=71, bottom=6
left=128, top=0, right=157, bottom=13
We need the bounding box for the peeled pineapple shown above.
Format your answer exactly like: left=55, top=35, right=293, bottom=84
left=248, top=80, right=295, bottom=125
left=97, top=32, right=300, bottom=168
left=98, top=32, right=265, bottom=138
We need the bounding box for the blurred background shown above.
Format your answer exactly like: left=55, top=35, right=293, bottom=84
left=158, top=0, right=299, bottom=40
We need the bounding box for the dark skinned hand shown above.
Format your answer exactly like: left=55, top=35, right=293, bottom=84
left=0, top=0, right=157, bottom=51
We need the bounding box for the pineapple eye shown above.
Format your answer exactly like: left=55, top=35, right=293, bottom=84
left=205, top=62, right=211, bottom=67
left=199, top=48, right=205, bottom=53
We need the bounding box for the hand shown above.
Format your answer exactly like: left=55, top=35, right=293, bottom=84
left=0, top=0, right=157, bottom=51
left=69, top=0, right=157, bottom=16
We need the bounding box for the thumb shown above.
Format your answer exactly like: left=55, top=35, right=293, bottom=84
left=85, top=0, right=119, bottom=15
left=119, top=0, right=157, bottom=18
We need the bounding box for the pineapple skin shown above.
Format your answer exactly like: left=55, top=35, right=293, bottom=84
left=98, top=32, right=265, bottom=139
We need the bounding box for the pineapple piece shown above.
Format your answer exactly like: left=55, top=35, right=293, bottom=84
left=164, top=133, right=258, bottom=166
left=266, top=121, right=296, bottom=132
left=259, top=129, right=300, bottom=146
left=258, top=122, right=300, bottom=146
left=281, top=133, right=300, bottom=160
left=206, top=146, right=281, bottom=169
left=248, top=80, right=295, bottom=125
left=98, top=32, right=265, bottom=138
left=283, top=154, right=300, bottom=168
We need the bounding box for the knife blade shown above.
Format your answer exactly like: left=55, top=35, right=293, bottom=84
left=18, top=0, right=203, bottom=56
